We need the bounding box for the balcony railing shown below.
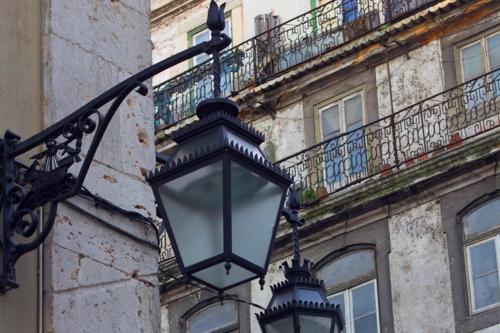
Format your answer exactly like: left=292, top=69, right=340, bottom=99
left=277, top=70, right=500, bottom=205
left=154, top=0, right=439, bottom=130
left=158, top=71, right=500, bottom=264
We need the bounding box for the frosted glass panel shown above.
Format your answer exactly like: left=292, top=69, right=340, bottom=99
left=192, top=263, right=255, bottom=289
left=299, top=315, right=332, bottom=333
left=159, top=161, right=224, bottom=267
left=170, top=130, right=219, bottom=162
left=297, top=288, right=325, bottom=303
left=463, top=198, right=500, bottom=238
left=225, top=130, right=265, bottom=159
left=187, top=302, right=238, bottom=333
left=265, top=318, right=294, bottom=333
left=318, top=250, right=375, bottom=290
left=231, top=161, right=283, bottom=268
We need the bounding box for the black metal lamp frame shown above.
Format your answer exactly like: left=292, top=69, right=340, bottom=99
left=0, top=0, right=231, bottom=292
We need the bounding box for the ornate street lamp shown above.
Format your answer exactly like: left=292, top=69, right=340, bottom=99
left=256, top=191, right=344, bottom=333
left=146, top=4, right=292, bottom=290
left=0, top=1, right=252, bottom=292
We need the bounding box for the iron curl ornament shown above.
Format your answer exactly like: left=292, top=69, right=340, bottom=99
left=0, top=0, right=231, bottom=292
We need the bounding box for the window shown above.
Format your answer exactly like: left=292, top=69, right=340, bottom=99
left=317, top=91, right=367, bottom=185
left=189, top=18, right=232, bottom=66
left=316, top=249, right=380, bottom=333
left=185, top=301, right=239, bottom=333
left=457, top=30, right=500, bottom=110
left=463, top=196, right=500, bottom=314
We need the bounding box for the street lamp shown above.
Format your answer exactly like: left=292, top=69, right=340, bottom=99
left=256, top=191, right=344, bottom=333
left=1, top=0, right=264, bottom=292
left=147, top=95, right=291, bottom=292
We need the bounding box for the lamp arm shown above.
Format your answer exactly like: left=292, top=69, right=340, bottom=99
left=0, top=8, right=231, bottom=291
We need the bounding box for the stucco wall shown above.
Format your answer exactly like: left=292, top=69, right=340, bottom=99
left=389, top=200, right=455, bottom=333
left=251, top=101, right=306, bottom=161
left=375, top=40, right=445, bottom=118
left=0, top=1, right=42, bottom=332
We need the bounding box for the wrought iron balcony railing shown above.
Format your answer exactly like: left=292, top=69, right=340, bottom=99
left=154, top=0, right=438, bottom=130
left=277, top=70, right=500, bottom=205
left=158, top=71, right=500, bottom=263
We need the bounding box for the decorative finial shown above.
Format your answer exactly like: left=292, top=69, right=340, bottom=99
left=207, top=1, right=226, bottom=33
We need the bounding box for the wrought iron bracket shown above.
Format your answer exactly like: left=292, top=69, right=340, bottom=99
left=0, top=0, right=230, bottom=292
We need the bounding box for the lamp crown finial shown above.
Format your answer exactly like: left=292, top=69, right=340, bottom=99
left=207, top=1, right=226, bottom=32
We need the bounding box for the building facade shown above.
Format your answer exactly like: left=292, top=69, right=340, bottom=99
left=152, top=0, right=500, bottom=332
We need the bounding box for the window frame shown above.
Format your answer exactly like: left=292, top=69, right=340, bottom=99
left=181, top=297, right=240, bottom=333
left=330, top=279, right=381, bottom=333
left=454, top=27, right=500, bottom=85
left=460, top=194, right=500, bottom=315
left=316, top=88, right=367, bottom=143
left=314, top=245, right=381, bottom=333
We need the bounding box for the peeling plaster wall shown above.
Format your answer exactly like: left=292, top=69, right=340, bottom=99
left=151, top=0, right=310, bottom=86
left=251, top=101, right=306, bottom=161
left=388, top=201, right=455, bottom=333
left=475, top=324, right=500, bottom=332
left=42, top=1, right=159, bottom=332
left=375, top=40, right=445, bottom=118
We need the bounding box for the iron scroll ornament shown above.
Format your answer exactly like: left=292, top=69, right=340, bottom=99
left=0, top=0, right=231, bottom=292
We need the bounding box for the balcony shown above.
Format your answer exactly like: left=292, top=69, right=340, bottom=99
left=153, top=0, right=439, bottom=131
left=158, top=70, right=500, bottom=265
left=277, top=70, right=500, bottom=205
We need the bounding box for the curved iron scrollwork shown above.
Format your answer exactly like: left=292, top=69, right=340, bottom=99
left=0, top=0, right=231, bottom=292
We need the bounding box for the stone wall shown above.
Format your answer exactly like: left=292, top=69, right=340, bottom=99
left=42, top=1, right=159, bottom=332
left=0, top=1, right=42, bottom=332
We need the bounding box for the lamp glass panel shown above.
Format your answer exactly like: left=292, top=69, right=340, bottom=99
left=192, top=262, right=255, bottom=290
left=299, top=315, right=332, bottom=333
left=265, top=317, right=294, bottom=333
left=158, top=161, right=224, bottom=267
left=170, top=129, right=219, bottom=162
left=225, top=130, right=265, bottom=159
left=270, top=289, right=294, bottom=308
left=231, top=161, right=283, bottom=267
left=297, top=287, right=326, bottom=303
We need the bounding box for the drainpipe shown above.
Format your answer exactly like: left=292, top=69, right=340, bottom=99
left=37, top=207, right=44, bottom=333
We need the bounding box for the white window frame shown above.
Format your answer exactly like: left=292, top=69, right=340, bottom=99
left=316, top=89, right=368, bottom=187
left=457, top=29, right=500, bottom=83
left=329, top=279, right=381, bottom=333
left=465, top=234, right=500, bottom=314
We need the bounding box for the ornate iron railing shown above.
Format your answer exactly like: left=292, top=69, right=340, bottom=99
left=158, top=71, right=500, bottom=263
left=154, top=0, right=438, bottom=130
left=276, top=70, right=500, bottom=205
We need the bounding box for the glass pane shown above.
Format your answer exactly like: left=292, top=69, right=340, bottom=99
left=344, top=94, right=363, bottom=131
left=487, top=33, right=500, bottom=70
left=192, top=262, right=255, bottom=290
left=353, top=313, right=378, bottom=333
left=270, top=289, right=294, bottom=308
left=188, top=302, right=238, bottom=333
left=469, top=240, right=497, bottom=278
left=265, top=317, right=294, bottom=333
left=352, top=282, right=377, bottom=319
left=463, top=198, right=500, bottom=238
left=318, top=251, right=375, bottom=290
left=328, top=294, right=346, bottom=333
left=159, top=162, right=224, bottom=267
left=461, top=42, right=485, bottom=81
left=299, top=315, right=332, bottom=333
left=231, top=161, right=283, bottom=268
left=194, top=30, right=211, bottom=65
left=297, top=288, right=326, bottom=303
left=473, top=271, right=500, bottom=310
left=321, top=104, right=341, bottom=139
left=170, top=130, right=219, bottom=162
